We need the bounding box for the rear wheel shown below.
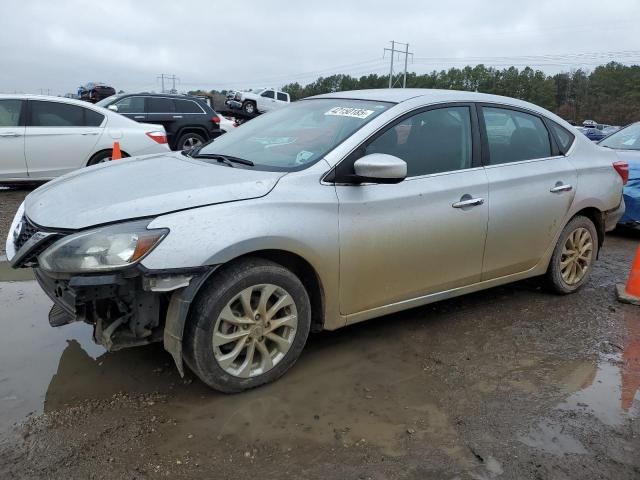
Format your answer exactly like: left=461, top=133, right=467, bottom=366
left=87, top=150, right=128, bottom=166
left=177, top=132, right=206, bottom=151
left=546, top=215, right=598, bottom=294
left=184, top=258, right=311, bottom=393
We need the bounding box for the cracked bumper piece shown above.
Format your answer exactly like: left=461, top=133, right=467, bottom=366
left=34, top=268, right=198, bottom=352
left=33, top=266, right=215, bottom=377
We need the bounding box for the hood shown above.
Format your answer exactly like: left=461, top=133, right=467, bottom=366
left=26, top=152, right=285, bottom=229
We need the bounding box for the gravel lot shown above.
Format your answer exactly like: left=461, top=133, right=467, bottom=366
left=0, top=187, right=639, bottom=479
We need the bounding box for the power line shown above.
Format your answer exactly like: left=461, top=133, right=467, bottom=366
left=384, top=41, right=413, bottom=88
left=157, top=73, right=179, bottom=93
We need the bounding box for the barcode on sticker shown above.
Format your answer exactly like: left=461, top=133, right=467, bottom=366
left=325, top=107, right=374, bottom=119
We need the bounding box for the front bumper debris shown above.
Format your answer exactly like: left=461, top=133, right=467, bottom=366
left=34, top=267, right=198, bottom=353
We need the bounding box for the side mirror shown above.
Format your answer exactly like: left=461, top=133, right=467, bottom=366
left=351, top=153, right=407, bottom=184
left=107, top=104, right=118, bottom=112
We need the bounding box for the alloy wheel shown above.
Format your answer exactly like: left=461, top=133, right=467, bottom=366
left=212, top=284, right=298, bottom=378
left=560, top=227, right=593, bottom=285
left=182, top=137, right=203, bottom=149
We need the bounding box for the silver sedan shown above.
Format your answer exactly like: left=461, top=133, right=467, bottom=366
left=7, top=89, right=627, bottom=392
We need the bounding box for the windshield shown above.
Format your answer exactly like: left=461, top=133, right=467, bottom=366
left=196, top=99, right=392, bottom=171
left=600, top=122, right=640, bottom=150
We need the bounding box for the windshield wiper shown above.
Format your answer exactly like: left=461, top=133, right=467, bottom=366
left=192, top=153, right=254, bottom=166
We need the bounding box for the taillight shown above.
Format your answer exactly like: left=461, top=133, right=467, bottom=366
left=613, top=161, right=629, bottom=185
left=146, top=131, right=167, bottom=144
left=211, top=116, right=220, bottom=124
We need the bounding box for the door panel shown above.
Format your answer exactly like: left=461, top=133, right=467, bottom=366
left=146, top=97, right=177, bottom=144
left=482, top=158, right=577, bottom=279
left=260, top=90, right=276, bottom=112
left=25, top=100, right=102, bottom=178
left=337, top=168, right=488, bottom=315
left=0, top=99, right=27, bottom=179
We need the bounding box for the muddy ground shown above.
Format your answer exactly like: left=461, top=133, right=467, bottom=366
left=0, top=188, right=639, bottom=479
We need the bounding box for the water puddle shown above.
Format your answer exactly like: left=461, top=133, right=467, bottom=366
left=0, top=277, right=105, bottom=433
left=520, top=308, right=640, bottom=455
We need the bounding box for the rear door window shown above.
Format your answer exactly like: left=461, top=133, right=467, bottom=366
left=30, top=101, right=85, bottom=127
left=0, top=99, right=23, bottom=127
left=481, top=107, right=551, bottom=164
left=84, top=109, right=105, bottom=127
left=277, top=92, right=288, bottom=102
left=148, top=97, right=176, bottom=113
left=173, top=99, right=204, bottom=113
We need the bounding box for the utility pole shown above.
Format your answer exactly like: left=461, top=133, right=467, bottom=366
left=157, top=74, right=179, bottom=93
left=387, top=40, right=395, bottom=88
left=403, top=42, right=409, bottom=88
left=384, top=41, right=414, bottom=88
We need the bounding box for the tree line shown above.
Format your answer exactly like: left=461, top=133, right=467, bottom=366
left=280, top=62, right=640, bottom=126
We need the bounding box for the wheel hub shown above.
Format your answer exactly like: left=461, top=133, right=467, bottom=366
left=560, top=227, right=593, bottom=285
left=212, top=284, right=298, bottom=378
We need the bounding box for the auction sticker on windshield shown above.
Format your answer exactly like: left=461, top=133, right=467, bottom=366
left=325, top=107, right=375, bottom=119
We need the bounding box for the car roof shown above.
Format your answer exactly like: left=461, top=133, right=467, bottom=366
left=311, top=88, right=548, bottom=110
left=0, top=93, right=105, bottom=107
left=118, top=92, right=200, bottom=98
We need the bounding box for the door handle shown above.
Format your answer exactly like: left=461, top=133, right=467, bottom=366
left=172, top=115, right=183, bottom=119
left=0, top=132, right=20, bottom=137
left=134, top=115, right=145, bottom=119
left=452, top=196, right=485, bottom=208
left=550, top=184, right=573, bottom=193
left=81, top=132, right=99, bottom=136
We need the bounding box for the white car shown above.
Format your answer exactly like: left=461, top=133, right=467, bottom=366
left=0, top=95, right=170, bottom=183
left=229, top=88, right=290, bottom=115
left=218, top=114, right=237, bottom=133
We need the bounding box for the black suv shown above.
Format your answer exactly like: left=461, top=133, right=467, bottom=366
left=96, top=93, right=223, bottom=150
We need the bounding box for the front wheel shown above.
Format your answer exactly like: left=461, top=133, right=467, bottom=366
left=546, top=215, right=598, bottom=294
left=183, top=258, right=311, bottom=393
left=242, top=101, right=256, bottom=115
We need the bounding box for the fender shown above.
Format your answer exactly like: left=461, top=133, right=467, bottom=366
left=163, top=265, right=220, bottom=376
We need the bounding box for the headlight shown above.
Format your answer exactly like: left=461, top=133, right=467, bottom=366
left=235, top=93, right=242, bottom=101
left=39, top=220, right=168, bottom=273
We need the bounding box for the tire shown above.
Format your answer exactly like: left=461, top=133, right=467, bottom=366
left=546, top=215, right=599, bottom=294
left=177, top=132, right=206, bottom=151
left=183, top=258, right=311, bottom=393
left=87, top=150, right=128, bottom=166
left=242, top=101, right=256, bottom=115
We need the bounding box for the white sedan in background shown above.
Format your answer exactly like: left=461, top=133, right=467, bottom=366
left=0, top=95, right=170, bottom=184
left=218, top=114, right=237, bottom=134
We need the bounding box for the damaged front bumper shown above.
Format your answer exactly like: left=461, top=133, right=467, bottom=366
left=34, top=265, right=216, bottom=376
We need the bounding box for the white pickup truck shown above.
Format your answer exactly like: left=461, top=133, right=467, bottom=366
left=226, top=88, right=290, bottom=115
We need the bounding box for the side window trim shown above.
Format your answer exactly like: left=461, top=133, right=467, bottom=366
left=477, top=103, right=555, bottom=166
left=331, top=102, right=481, bottom=182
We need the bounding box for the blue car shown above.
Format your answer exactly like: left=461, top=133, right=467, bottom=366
left=578, top=126, right=608, bottom=142
left=599, top=122, right=640, bottom=227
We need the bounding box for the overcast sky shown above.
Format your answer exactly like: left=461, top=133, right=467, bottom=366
left=1, top=0, right=639, bottom=95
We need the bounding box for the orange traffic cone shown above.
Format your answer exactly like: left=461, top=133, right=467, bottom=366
left=617, top=247, right=640, bottom=305
left=111, top=141, right=122, bottom=160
